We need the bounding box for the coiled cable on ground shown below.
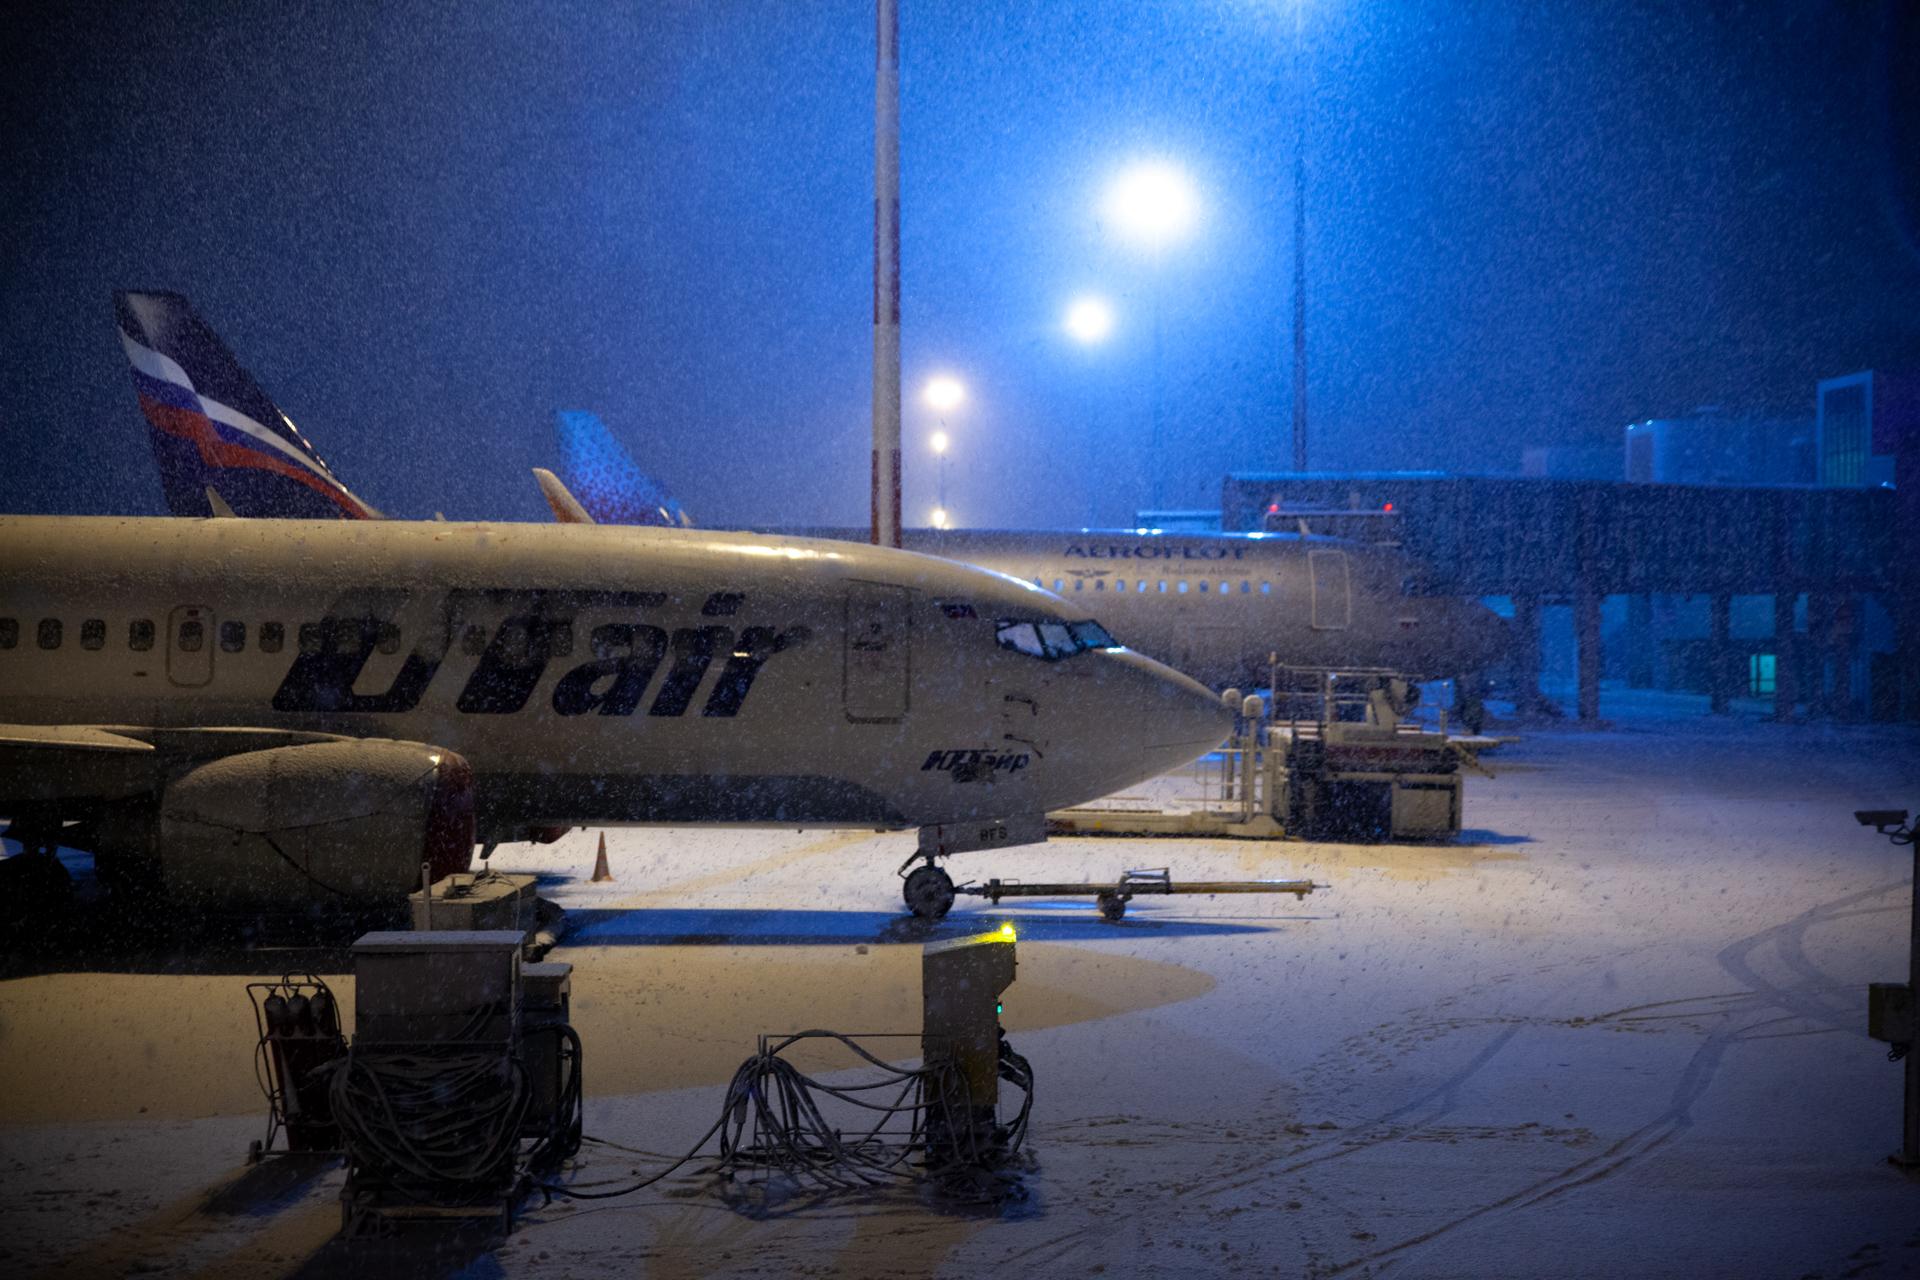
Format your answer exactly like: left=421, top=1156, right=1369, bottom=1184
left=542, top=1028, right=1033, bottom=1206
left=327, top=1045, right=531, bottom=1203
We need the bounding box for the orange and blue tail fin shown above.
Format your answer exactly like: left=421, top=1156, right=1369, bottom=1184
left=114, top=290, right=380, bottom=519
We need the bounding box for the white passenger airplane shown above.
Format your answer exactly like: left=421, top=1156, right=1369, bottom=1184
left=0, top=516, right=1228, bottom=919
left=5, top=297, right=1235, bottom=919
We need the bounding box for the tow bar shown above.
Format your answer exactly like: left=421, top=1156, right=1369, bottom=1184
left=954, top=867, right=1323, bottom=922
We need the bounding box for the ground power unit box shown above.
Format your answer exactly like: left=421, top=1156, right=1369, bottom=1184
left=351, top=930, right=524, bottom=1045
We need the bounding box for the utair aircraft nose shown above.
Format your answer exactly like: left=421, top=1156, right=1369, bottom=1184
left=1069, top=649, right=1235, bottom=796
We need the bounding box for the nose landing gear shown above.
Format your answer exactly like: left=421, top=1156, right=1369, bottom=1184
left=901, top=862, right=956, bottom=920
left=900, top=816, right=1049, bottom=920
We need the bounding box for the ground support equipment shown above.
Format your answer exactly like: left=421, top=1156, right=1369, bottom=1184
left=956, top=866, right=1319, bottom=921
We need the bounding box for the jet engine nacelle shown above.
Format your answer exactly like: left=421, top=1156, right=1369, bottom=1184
left=102, top=739, right=475, bottom=907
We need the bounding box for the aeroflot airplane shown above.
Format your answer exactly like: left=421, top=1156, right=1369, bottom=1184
left=115, top=293, right=1508, bottom=702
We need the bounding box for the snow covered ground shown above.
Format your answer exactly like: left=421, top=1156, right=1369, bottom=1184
left=3, top=701, right=1918, bottom=1278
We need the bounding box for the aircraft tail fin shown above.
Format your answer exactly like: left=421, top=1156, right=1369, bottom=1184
left=532, top=468, right=597, bottom=524
left=114, top=290, right=381, bottom=520
left=554, top=410, right=692, bottom=528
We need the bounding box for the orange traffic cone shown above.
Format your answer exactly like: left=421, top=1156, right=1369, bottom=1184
left=590, top=832, right=614, bottom=883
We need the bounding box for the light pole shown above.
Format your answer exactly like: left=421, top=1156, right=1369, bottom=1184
left=1290, top=0, right=1309, bottom=473
left=871, top=0, right=902, bottom=546
left=1103, top=162, right=1198, bottom=513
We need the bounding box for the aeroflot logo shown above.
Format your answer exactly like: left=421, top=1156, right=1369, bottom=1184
left=272, top=588, right=809, bottom=719
left=1064, top=543, right=1245, bottom=560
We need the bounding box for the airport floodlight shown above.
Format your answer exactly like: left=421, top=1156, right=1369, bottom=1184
left=1065, top=296, right=1115, bottom=345
left=931, top=507, right=950, bottom=529
left=1104, top=162, right=1198, bottom=249
left=924, top=376, right=966, bottom=413
left=930, top=430, right=950, bottom=455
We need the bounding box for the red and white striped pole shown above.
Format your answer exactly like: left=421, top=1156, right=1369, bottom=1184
left=871, top=0, right=902, bottom=547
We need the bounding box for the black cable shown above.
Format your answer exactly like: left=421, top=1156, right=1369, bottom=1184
left=327, top=1045, right=531, bottom=1202
left=540, top=1028, right=1033, bottom=1205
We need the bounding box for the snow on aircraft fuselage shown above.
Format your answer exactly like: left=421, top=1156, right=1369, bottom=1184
left=66, top=291, right=1230, bottom=916
left=0, top=515, right=1229, bottom=913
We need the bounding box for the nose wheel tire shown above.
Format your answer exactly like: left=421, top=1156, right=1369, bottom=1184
left=903, top=865, right=956, bottom=920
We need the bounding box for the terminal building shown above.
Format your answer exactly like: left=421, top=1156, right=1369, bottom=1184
left=1221, top=369, right=1919, bottom=723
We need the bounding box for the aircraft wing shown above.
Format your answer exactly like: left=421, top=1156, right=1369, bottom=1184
left=0, top=724, right=361, bottom=808
left=0, top=722, right=477, bottom=901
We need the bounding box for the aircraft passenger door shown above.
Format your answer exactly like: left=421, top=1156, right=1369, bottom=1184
left=1309, top=551, right=1350, bottom=630
left=844, top=582, right=911, bottom=723
left=167, top=605, right=215, bottom=687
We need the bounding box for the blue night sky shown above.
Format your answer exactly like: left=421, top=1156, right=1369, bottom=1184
left=4, top=1, right=1916, bottom=528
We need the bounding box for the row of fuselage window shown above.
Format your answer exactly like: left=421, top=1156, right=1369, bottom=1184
left=2, top=585, right=1275, bottom=658
left=0, top=615, right=602, bottom=661
left=1033, top=577, right=1276, bottom=596
left=0, top=616, right=411, bottom=658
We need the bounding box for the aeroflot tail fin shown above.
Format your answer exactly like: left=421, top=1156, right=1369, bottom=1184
left=533, top=468, right=596, bottom=524
left=554, top=410, right=693, bottom=528
left=114, top=290, right=381, bottom=520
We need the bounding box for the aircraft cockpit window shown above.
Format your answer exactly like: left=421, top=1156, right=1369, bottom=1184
left=995, top=622, right=1047, bottom=658
left=259, top=622, right=284, bottom=654
left=220, top=620, right=246, bottom=653
left=996, top=619, right=1121, bottom=660
left=1068, top=620, right=1118, bottom=650
left=81, top=619, right=105, bottom=650
left=0, top=618, right=17, bottom=650
left=129, top=619, right=154, bottom=651
left=38, top=618, right=63, bottom=650
left=1037, top=621, right=1075, bottom=653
